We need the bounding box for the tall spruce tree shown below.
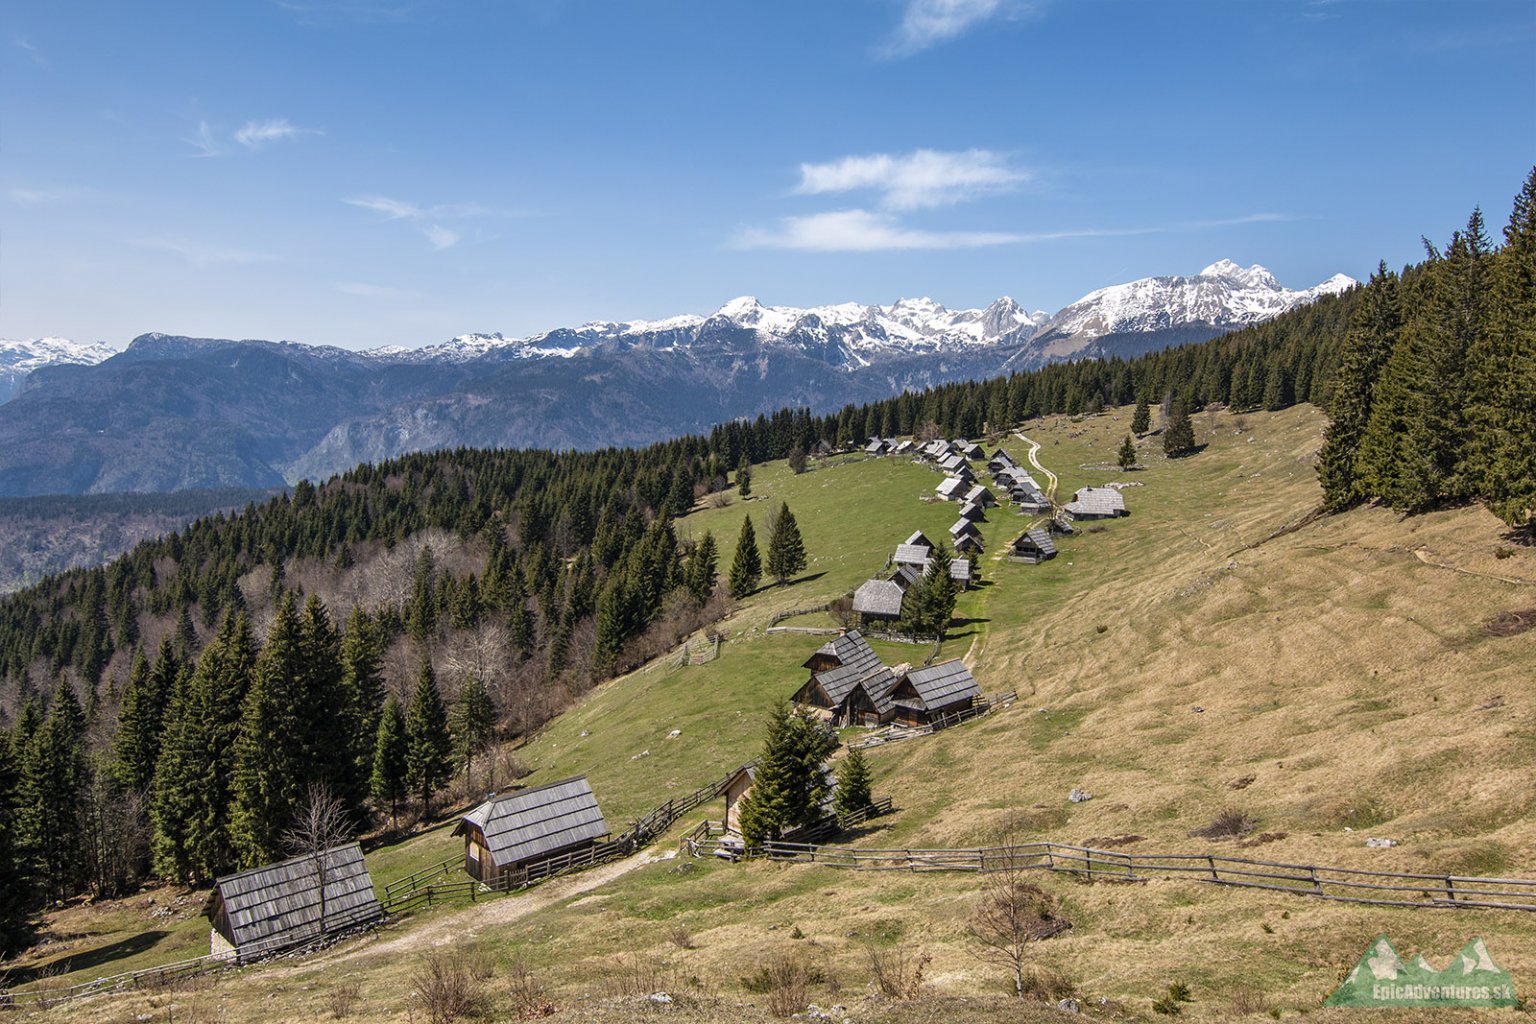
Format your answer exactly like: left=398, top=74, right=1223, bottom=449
left=0, top=730, right=30, bottom=951
left=371, top=695, right=409, bottom=827
left=1117, top=435, right=1137, bottom=470
left=20, top=680, right=89, bottom=901
left=1471, top=168, right=1536, bottom=528
left=737, top=457, right=752, bottom=498
left=765, top=503, right=808, bottom=585
left=230, top=592, right=308, bottom=866
left=834, top=747, right=874, bottom=819
left=1317, top=264, right=1402, bottom=510
left=1162, top=399, right=1197, bottom=457
left=738, top=703, right=836, bottom=846
left=113, top=640, right=177, bottom=794
left=1130, top=396, right=1151, bottom=435
left=338, top=606, right=385, bottom=825
left=729, top=516, right=762, bottom=598
left=450, top=674, right=496, bottom=791
left=405, top=659, right=452, bottom=818
left=149, top=667, right=198, bottom=881
left=685, top=530, right=719, bottom=604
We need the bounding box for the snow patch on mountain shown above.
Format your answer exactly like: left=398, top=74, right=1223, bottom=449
left=0, top=337, right=118, bottom=403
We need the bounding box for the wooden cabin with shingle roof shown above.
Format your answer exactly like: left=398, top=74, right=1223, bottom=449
left=801, top=629, right=880, bottom=677
left=950, top=518, right=982, bottom=542
left=1009, top=528, right=1058, bottom=564
left=864, top=438, right=889, bottom=455
left=457, top=776, right=609, bottom=885
left=953, top=532, right=984, bottom=554
left=935, top=477, right=967, bottom=500
left=207, top=843, right=382, bottom=960
left=957, top=500, right=986, bottom=522
left=853, top=579, right=906, bottom=626
left=1063, top=486, right=1128, bottom=520
left=888, top=660, right=983, bottom=727
left=958, top=441, right=986, bottom=460
left=964, top=484, right=997, bottom=508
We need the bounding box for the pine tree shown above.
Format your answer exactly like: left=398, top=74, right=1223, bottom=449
left=1317, top=264, right=1402, bottom=510
left=834, top=747, right=874, bottom=819
left=337, top=607, right=385, bottom=825
left=738, top=703, right=836, bottom=846
left=149, top=667, right=198, bottom=881
left=737, top=457, right=752, bottom=498
left=1117, top=435, right=1137, bottom=470
left=113, top=638, right=177, bottom=794
left=370, top=695, right=409, bottom=827
left=450, top=674, right=496, bottom=790
left=914, top=543, right=958, bottom=639
left=1130, top=397, right=1151, bottom=436
left=0, top=729, right=31, bottom=951
left=19, top=680, right=89, bottom=901
left=405, top=658, right=451, bottom=819
left=1162, top=400, right=1197, bottom=457
left=1470, top=167, right=1536, bottom=529
left=765, top=502, right=807, bottom=585
left=685, top=531, right=719, bottom=604
left=728, top=516, right=762, bottom=599
left=230, top=592, right=307, bottom=866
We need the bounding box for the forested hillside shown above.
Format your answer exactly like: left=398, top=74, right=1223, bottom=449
left=1, top=168, right=1531, bottom=956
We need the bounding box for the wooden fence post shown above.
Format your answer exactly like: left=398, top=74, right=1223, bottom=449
left=1207, top=856, right=1218, bottom=882
left=1445, top=877, right=1456, bottom=904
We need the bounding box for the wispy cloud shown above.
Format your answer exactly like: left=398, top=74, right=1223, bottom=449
left=736, top=209, right=1022, bottom=252
left=796, top=149, right=1027, bottom=210
left=134, top=238, right=275, bottom=268
left=335, top=281, right=418, bottom=299
left=274, top=0, right=417, bottom=24
left=185, top=120, right=222, bottom=158
left=737, top=209, right=1299, bottom=253
left=884, top=0, right=1019, bottom=57
left=343, top=194, right=487, bottom=250
left=9, top=186, right=67, bottom=206
left=235, top=118, right=320, bottom=148
left=13, top=34, right=47, bottom=66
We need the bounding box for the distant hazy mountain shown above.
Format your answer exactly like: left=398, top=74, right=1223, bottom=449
left=0, top=261, right=1352, bottom=496
left=0, top=336, right=116, bottom=403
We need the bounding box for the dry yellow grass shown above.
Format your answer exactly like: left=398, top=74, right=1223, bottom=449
left=20, top=403, right=1536, bottom=1022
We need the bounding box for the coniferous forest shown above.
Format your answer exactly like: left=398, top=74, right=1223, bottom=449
left=0, top=169, right=1531, bottom=952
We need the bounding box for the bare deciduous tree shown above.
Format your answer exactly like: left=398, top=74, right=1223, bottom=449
left=967, top=841, right=1072, bottom=998
left=283, top=783, right=353, bottom=930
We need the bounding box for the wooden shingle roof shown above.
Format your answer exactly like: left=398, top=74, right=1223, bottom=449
left=893, top=542, right=933, bottom=565
left=853, top=579, right=906, bottom=618
left=805, top=629, right=882, bottom=676
left=211, top=843, right=381, bottom=952
left=461, top=776, right=608, bottom=867
left=950, top=518, right=982, bottom=538
left=902, top=660, right=982, bottom=709
left=1014, top=528, right=1057, bottom=557
left=904, top=530, right=933, bottom=548
left=936, top=477, right=967, bottom=498
left=957, top=500, right=985, bottom=520
left=1064, top=486, right=1128, bottom=517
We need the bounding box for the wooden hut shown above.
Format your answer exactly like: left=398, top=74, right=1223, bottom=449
left=964, top=484, right=997, bottom=508
left=953, top=532, right=984, bottom=554
left=1063, top=486, right=1128, bottom=520
left=957, top=500, right=986, bottom=522
left=800, top=629, right=879, bottom=677
left=887, top=661, right=983, bottom=727
left=457, top=777, right=609, bottom=885
left=853, top=579, right=906, bottom=626
left=935, top=477, right=967, bottom=500
left=949, top=518, right=982, bottom=543
left=864, top=437, right=889, bottom=456
left=207, top=843, right=382, bottom=960
left=1009, top=528, right=1058, bottom=563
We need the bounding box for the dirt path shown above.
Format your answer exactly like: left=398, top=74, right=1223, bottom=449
left=286, top=848, right=675, bottom=974
left=1413, top=547, right=1536, bottom=586
left=1013, top=431, right=1058, bottom=501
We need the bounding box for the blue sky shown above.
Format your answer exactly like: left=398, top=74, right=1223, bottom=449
left=3, top=0, right=1534, bottom=350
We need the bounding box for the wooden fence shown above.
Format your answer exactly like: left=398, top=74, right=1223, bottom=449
left=681, top=796, right=895, bottom=858
left=0, top=902, right=386, bottom=1008
left=754, top=839, right=1536, bottom=913
left=848, top=690, right=1017, bottom=749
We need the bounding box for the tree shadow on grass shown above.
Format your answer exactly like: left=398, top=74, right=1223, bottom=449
left=2, top=930, right=171, bottom=988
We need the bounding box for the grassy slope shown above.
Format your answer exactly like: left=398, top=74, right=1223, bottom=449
left=21, top=404, right=1536, bottom=1022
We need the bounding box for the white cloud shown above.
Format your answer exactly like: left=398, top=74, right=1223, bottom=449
left=344, top=195, right=423, bottom=220
left=423, top=224, right=462, bottom=250
left=235, top=118, right=319, bottom=147
left=13, top=34, right=47, bottom=65
left=343, top=194, right=479, bottom=250
left=9, top=187, right=65, bottom=205
left=134, top=238, right=274, bottom=268
left=797, top=148, right=1026, bottom=210
left=885, top=0, right=1004, bottom=57
left=736, top=209, right=1022, bottom=252
left=185, top=121, right=221, bottom=158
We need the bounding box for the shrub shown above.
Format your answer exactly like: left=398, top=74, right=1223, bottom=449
left=1189, top=808, right=1254, bottom=840
left=412, top=951, right=489, bottom=1024
left=668, top=922, right=696, bottom=950
left=741, top=956, right=814, bottom=1018
left=327, top=979, right=362, bottom=1018
left=1019, top=965, right=1076, bottom=1002
left=867, top=944, right=929, bottom=1000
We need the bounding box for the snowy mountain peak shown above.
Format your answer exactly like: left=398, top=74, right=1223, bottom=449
left=0, top=336, right=119, bottom=403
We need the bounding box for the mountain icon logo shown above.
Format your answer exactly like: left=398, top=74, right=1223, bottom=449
left=1327, top=935, right=1517, bottom=1007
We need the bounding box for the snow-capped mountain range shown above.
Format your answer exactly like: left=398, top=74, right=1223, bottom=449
left=0, top=259, right=1356, bottom=496
left=0, top=336, right=117, bottom=403
left=4, top=259, right=1351, bottom=381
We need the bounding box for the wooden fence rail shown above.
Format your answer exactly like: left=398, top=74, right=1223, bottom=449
left=754, top=839, right=1536, bottom=912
